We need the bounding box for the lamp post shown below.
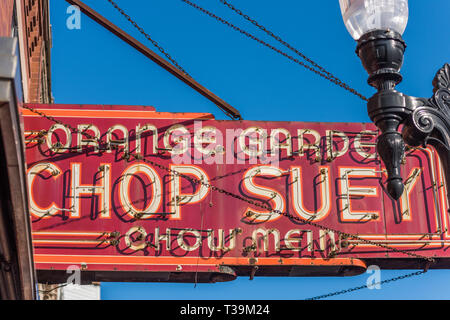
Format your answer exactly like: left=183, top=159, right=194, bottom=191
left=339, top=0, right=450, bottom=201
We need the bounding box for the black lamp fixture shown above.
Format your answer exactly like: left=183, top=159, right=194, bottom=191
left=339, top=0, right=450, bottom=201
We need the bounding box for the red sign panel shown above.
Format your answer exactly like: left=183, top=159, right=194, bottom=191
left=23, top=104, right=449, bottom=283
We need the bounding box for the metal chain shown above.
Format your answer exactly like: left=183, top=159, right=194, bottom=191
left=142, top=150, right=436, bottom=262
left=26, top=4, right=433, bottom=299
left=108, top=0, right=368, bottom=102
left=105, top=0, right=192, bottom=77
left=22, top=104, right=435, bottom=264
left=180, top=0, right=369, bottom=102
left=305, top=270, right=427, bottom=300
left=87, top=2, right=425, bottom=260
left=217, top=0, right=368, bottom=102
left=174, top=1, right=429, bottom=298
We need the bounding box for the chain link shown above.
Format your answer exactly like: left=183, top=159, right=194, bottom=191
left=180, top=0, right=368, bottom=102
left=108, top=0, right=368, bottom=102
left=305, top=270, right=427, bottom=300
left=217, top=0, right=368, bottom=102
left=106, top=0, right=192, bottom=77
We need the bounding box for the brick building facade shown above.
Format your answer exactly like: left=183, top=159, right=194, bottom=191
left=0, top=0, right=15, bottom=37
left=1, top=0, right=52, bottom=103
left=0, top=0, right=52, bottom=300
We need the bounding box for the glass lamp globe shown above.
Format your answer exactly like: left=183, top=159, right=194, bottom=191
left=339, top=0, right=409, bottom=40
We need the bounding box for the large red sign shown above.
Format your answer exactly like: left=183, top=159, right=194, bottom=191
left=23, top=104, right=449, bottom=283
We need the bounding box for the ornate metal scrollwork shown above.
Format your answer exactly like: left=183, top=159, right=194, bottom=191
left=403, top=64, right=450, bottom=151
left=401, top=64, right=450, bottom=203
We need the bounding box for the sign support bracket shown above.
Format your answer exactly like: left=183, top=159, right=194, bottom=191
left=65, top=0, right=242, bottom=120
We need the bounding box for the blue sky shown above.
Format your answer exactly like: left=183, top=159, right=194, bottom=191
left=48, top=0, right=450, bottom=300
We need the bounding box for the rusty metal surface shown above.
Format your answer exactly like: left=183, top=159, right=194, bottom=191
left=24, top=104, right=450, bottom=283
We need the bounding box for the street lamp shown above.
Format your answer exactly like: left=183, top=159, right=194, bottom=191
left=339, top=0, right=450, bottom=201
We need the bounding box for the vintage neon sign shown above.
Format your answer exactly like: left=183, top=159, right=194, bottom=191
left=23, top=104, right=450, bottom=282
